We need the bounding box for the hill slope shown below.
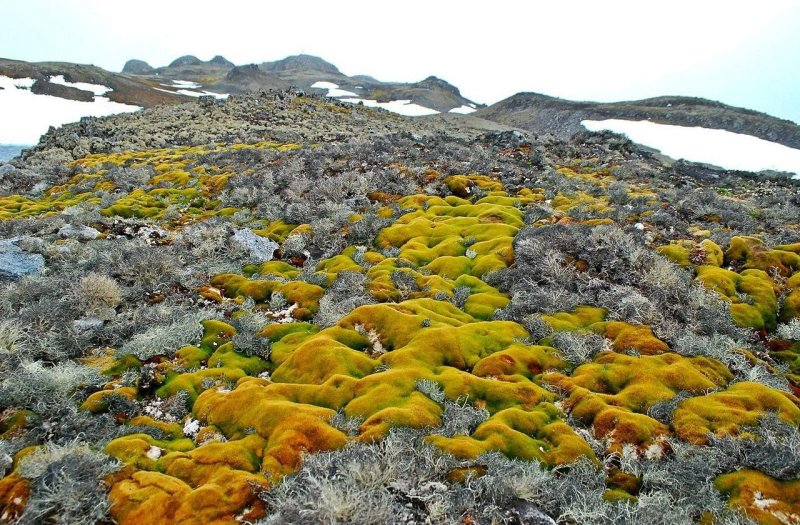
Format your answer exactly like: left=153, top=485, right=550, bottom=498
left=477, top=92, right=800, bottom=149
left=0, top=91, right=798, bottom=524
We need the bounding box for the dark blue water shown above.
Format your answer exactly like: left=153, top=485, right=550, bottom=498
left=0, top=145, right=28, bottom=162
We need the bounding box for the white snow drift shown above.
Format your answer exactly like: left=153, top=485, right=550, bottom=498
left=312, top=80, right=440, bottom=117
left=311, top=81, right=358, bottom=98
left=154, top=80, right=229, bottom=99
left=449, top=105, right=477, bottom=114
left=0, top=75, right=140, bottom=145
left=582, top=119, right=800, bottom=177
left=49, top=75, right=111, bottom=96
left=340, top=97, right=440, bottom=117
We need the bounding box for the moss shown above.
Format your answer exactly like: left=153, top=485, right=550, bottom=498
left=81, top=386, right=138, bottom=413
left=547, top=352, right=732, bottom=449
left=104, top=354, right=143, bottom=375
left=541, top=306, right=607, bottom=332
left=193, top=384, right=348, bottom=478
left=427, top=404, right=594, bottom=465
left=156, top=368, right=248, bottom=405
left=0, top=473, right=29, bottom=523
left=673, top=382, right=800, bottom=444
left=695, top=266, right=779, bottom=330
left=595, top=321, right=669, bottom=355
left=471, top=344, right=567, bottom=380
left=715, top=470, right=800, bottom=525
left=726, top=236, right=800, bottom=277
left=658, top=239, right=723, bottom=267
left=210, top=275, right=324, bottom=318
left=781, top=272, right=800, bottom=322
left=374, top=196, right=522, bottom=278
left=207, top=344, right=268, bottom=376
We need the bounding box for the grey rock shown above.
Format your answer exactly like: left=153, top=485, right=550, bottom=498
left=0, top=238, right=45, bottom=279
left=233, top=229, right=279, bottom=262
left=0, top=164, right=15, bottom=178
left=58, top=224, right=101, bottom=241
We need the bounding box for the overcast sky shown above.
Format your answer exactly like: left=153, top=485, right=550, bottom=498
left=3, top=0, right=799, bottom=123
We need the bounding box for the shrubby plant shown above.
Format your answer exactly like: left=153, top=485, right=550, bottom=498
left=16, top=442, right=120, bottom=525
left=231, top=310, right=272, bottom=359
left=72, top=273, right=121, bottom=320
left=551, top=330, right=605, bottom=367
left=315, top=272, right=374, bottom=328
left=777, top=318, right=800, bottom=341
left=117, top=310, right=213, bottom=360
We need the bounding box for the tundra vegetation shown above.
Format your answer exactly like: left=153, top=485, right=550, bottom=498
left=0, top=92, right=799, bottom=524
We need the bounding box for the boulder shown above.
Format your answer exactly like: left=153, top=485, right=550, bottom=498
left=233, top=229, right=279, bottom=262
left=58, top=224, right=101, bottom=241
left=30, top=79, right=95, bottom=102
left=0, top=238, right=45, bottom=280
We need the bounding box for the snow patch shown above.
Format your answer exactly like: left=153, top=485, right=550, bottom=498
left=9, top=77, right=35, bottom=89
left=153, top=86, right=228, bottom=99
left=49, top=75, right=110, bottom=96
left=312, top=80, right=439, bottom=116
left=145, top=446, right=162, bottom=460
left=0, top=75, right=140, bottom=144
left=449, top=104, right=477, bottom=115
left=311, top=81, right=358, bottom=98
left=340, top=97, right=439, bottom=117
left=168, top=80, right=202, bottom=89
left=582, top=119, right=800, bottom=177
left=176, top=89, right=228, bottom=99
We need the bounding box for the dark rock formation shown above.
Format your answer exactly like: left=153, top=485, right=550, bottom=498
left=122, top=59, right=155, bottom=75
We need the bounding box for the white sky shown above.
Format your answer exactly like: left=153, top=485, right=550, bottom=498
left=2, top=0, right=800, bottom=123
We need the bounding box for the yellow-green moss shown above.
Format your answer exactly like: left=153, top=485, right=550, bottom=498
left=673, top=381, right=800, bottom=444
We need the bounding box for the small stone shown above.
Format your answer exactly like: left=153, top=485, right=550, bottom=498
left=0, top=238, right=45, bottom=280
left=233, top=229, right=279, bottom=262
left=58, top=224, right=101, bottom=241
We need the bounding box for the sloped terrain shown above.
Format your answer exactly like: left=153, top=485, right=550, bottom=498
left=0, top=93, right=799, bottom=524
left=477, top=92, right=800, bottom=150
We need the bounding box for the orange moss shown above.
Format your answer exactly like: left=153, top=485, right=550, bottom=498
left=715, top=470, right=800, bottom=525
left=598, top=321, right=669, bottom=355
left=547, top=352, right=732, bottom=449
left=0, top=473, right=29, bottom=523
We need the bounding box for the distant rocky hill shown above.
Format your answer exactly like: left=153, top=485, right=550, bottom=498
left=3, top=54, right=800, bottom=171
left=118, top=53, right=480, bottom=114
left=0, top=58, right=182, bottom=107
left=476, top=92, right=800, bottom=150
